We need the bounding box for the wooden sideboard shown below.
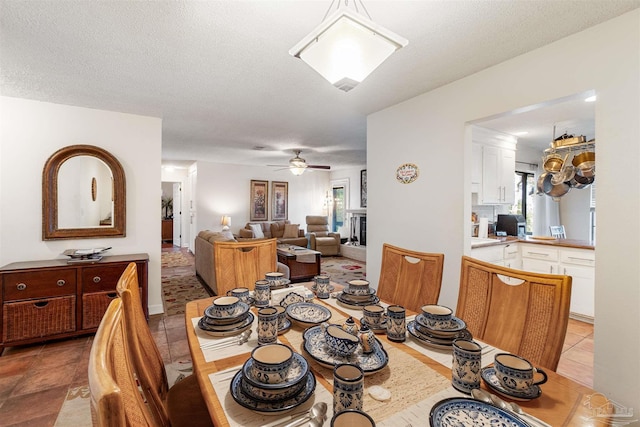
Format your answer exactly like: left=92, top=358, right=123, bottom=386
left=0, top=253, right=148, bottom=353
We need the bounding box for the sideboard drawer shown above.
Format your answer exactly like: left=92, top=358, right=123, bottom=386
left=3, top=269, right=77, bottom=301
left=2, top=295, right=76, bottom=342
left=82, top=291, right=119, bottom=330
left=82, top=264, right=129, bottom=293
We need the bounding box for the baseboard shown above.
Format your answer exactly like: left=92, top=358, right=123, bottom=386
left=149, top=304, right=165, bottom=316
left=569, top=312, right=594, bottom=324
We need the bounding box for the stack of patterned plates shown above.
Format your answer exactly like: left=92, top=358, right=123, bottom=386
left=230, top=351, right=316, bottom=414
left=336, top=280, right=379, bottom=309
left=198, top=301, right=254, bottom=337
left=407, top=313, right=470, bottom=350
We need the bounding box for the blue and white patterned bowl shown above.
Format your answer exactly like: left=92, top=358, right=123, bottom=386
left=324, top=324, right=359, bottom=357
left=285, top=302, right=332, bottom=327
left=429, top=397, right=529, bottom=427
left=240, top=353, right=310, bottom=401
left=249, top=343, right=293, bottom=384
left=204, top=300, right=250, bottom=324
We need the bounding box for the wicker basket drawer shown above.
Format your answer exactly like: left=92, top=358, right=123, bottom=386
left=3, top=296, right=76, bottom=342
left=82, top=291, right=118, bottom=330
left=3, top=269, right=77, bottom=301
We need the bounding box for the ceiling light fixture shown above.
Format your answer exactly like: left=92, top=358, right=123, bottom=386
left=585, top=95, right=597, bottom=102
left=289, top=0, right=408, bottom=92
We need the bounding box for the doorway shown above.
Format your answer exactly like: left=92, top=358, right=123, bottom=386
left=161, top=181, right=182, bottom=247
left=330, top=179, right=349, bottom=238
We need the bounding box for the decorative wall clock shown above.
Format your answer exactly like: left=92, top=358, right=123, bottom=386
left=396, top=163, right=419, bottom=184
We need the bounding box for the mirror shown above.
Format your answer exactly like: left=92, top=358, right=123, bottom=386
left=43, top=145, right=126, bottom=239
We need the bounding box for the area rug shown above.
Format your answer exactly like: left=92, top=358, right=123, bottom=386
left=320, top=256, right=367, bottom=286
left=162, top=274, right=211, bottom=316
left=161, top=250, right=193, bottom=268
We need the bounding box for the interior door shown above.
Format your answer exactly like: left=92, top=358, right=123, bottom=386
left=172, top=183, right=181, bottom=247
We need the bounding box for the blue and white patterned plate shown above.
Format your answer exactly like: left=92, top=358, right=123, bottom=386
left=198, top=312, right=254, bottom=337
left=286, top=303, right=331, bottom=327
left=279, top=292, right=306, bottom=308
left=242, top=352, right=309, bottom=390
left=359, top=317, right=387, bottom=334
left=336, top=293, right=380, bottom=310
left=302, top=325, right=389, bottom=375
left=407, top=321, right=472, bottom=349
left=415, top=314, right=466, bottom=337
left=481, top=367, right=542, bottom=401
left=230, top=370, right=316, bottom=414
left=278, top=318, right=292, bottom=335
left=429, top=397, right=531, bottom=427
left=204, top=301, right=251, bottom=322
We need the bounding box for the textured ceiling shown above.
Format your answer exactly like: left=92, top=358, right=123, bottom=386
left=1, top=1, right=638, bottom=170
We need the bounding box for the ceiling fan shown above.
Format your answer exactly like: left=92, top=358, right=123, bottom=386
left=268, top=150, right=331, bottom=175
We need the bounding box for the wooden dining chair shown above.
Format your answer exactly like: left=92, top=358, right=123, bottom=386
left=213, top=238, right=278, bottom=295
left=456, top=256, right=572, bottom=371
left=377, top=243, right=445, bottom=313
left=116, top=263, right=213, bottom=427
left=88, top=298, right=159, bottom=426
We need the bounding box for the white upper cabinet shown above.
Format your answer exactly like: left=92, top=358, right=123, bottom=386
left=472, top=126, right=517, bottom=205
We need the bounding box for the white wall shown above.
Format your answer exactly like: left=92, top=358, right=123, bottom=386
left=192, top=162, right=331, bottom=241
left=330, top=166, right=367, bottom=211
left=368, top=10, right=640, bottom=409
left=0, top=97, right=164, bottom=314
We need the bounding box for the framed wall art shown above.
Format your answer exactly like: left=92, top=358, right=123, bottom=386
left=249, top=179, right=268, bottom=221
left=271, top=181, right=288, bottom=220
left=360, top=169, right=367, bottom=208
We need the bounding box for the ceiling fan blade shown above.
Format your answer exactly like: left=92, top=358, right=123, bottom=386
left=266, top=164, right=291, bottom=167
left=307, top=165, right=331, bottom=170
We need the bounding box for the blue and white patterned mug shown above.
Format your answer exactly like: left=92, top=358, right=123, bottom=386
left=333, top=363, right=364, bottom=414
left=494, top=353, right=548, bottom=392
left=451, top=339, right=482, bottom=394
left=257, top=306, right=278, bottom=346
left=315, top=275, right=331, bottom=299
left=386, top=305, right=406, bottom=342
left=254, top=280, right=271, bottom=307
left=249, top=343, right=293, bottom=384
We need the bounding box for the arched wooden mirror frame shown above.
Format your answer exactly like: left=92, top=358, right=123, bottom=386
left=43, top=144, right=126, bottom=240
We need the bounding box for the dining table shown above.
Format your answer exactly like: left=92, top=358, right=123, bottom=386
left=184, top=282, right=612, bottom=427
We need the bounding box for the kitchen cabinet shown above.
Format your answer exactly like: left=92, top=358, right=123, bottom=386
left=520, top=243, right=595, bottom=321
left=481, top=145, right=516, bottom=204
left=0, top=254, right=148, bottom=352
left=520, top=244, right=559, bottom=274
left=471, top=126, right=517, bottom=205
left=470, top=242, right=519, bottom=267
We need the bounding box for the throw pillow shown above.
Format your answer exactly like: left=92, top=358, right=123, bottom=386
left=250, top=223, right=264, bottom=238
left=283, top=224, right=300, bottom=238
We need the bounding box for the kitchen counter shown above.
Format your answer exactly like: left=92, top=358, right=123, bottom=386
left=471, top=235, right=594, bottom=250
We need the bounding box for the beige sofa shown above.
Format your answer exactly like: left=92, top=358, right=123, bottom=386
left=237, top=221, right=308, bottom=247
left=194, top=230, right=289, bottom=295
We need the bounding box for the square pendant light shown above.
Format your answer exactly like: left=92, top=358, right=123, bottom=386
left=289, top=6, right=408, bottom=92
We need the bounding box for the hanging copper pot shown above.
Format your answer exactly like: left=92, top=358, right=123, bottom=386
left=572, top=151, right=596, bottom=177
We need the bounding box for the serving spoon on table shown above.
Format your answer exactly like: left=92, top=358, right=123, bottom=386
left=201, top=330, right=251, bottom=350
left=259, top=402, right=327, bottom=427
left=488, top=392, right=551, bottom=427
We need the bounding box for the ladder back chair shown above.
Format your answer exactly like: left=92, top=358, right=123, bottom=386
left=377, top=243, right=444, bottom=313
left=456, top=256, right=572, bottom=371
left=550, top=225, right=567, bottom=238
left=213, top=238, right=278, bottom=295
left=88, top=298, right=159, bottom=426
left=116, top=263, right=213, bottom=427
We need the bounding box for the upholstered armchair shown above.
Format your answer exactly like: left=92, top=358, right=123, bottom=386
left=305, top=215, right=340, bottom=256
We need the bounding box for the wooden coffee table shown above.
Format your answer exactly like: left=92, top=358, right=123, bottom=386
left=276, top=245, right=321, bottom=283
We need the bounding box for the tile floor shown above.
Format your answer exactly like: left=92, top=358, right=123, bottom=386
left=0, top=247, right=595, bottom=425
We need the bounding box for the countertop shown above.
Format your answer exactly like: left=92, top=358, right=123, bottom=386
left=471, top=235, right=594, bottom=250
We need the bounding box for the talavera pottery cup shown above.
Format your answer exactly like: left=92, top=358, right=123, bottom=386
left=265, top=272, right=285, bottom=287
left=315, top=275, right=331, bottom=299
left=254, top=280, right=271, bottom=307
left=323, top=323, right=359, bottom=357
left=250, top=343, right=293, bottom=384
left=494, top=353, right=548, bottom=392
left=363, top=304, right=386, bottom=328
left=385, top=305, right=406, bottom=342
left=211, top=296, right=240, bottom=317
left=451, top=339, right=482, bottom=394
left=333, top=363, right=364, bottom=414
left=274, top=305, right=287, bottom=330
left=257, top=306, right=278, bottom=346
left=347, top=279, right=370, bottom=296
left=331, top=409, right=376, bottom=427
left=420, top=304, right=453, bottom=328
left=226, top=287, right=250, bottom=303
